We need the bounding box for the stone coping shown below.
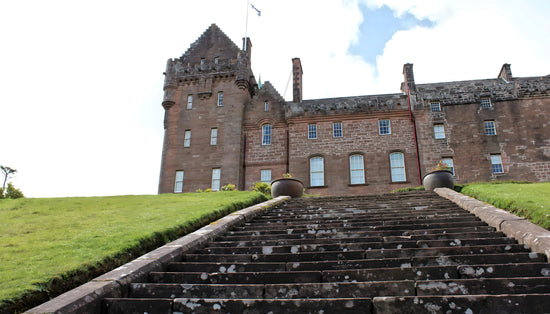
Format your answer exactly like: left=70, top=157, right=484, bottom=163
left=434, top=188, right=550, bottom=260
left=24, top=196, right=290, bottom=314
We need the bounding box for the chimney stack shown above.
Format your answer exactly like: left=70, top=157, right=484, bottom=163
left=402, top=63, right=416, bottom=93
left=498, top=63, right=513, bottom=82
left=292, top=58, right=303, bottom=103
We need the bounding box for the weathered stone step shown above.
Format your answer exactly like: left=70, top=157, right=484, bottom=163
left=416, top=277, right=550, bottom=295
left=149, top=271, right=323, bottom=284
left=128, top=281, right=416, bottom=299
left=255, top=208, right=468, bottom=221
left=103, top=297, right=373, bottom=314
left=416, top=237, right=517, bottom=248
left=323, top=265, right=459, bottom=282
left=195, top=240, right=417, bottom=254
left=383, top=231, right=507, bottom=242
left=413, top=252, right=547, bottom=267
left=228, top=221, right=486, bottom=235
left=372, top=294, right=550, bottom=313
left=458, top=263, right=550, bottom=279
left=167, top=262, right=286, bottom=273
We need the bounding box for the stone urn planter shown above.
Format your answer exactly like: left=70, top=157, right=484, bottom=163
left=423, top=170, right=455, bottom=191
left=271, top=178, right=304, bottom=198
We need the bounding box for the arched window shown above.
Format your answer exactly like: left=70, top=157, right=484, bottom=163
left=262, top=124, right=272, bottom=145
left=310, top=157, right=324, bottom=186
left=390, top=152, right=406, bottom=182
left=349, top=154, right=365, bottom=184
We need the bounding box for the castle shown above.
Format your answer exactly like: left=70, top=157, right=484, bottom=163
left=158, top=24, right=550, bottom=195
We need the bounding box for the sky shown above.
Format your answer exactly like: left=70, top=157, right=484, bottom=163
left=1, top=0, right=549, bottom=198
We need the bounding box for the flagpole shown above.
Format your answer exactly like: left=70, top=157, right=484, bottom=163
left=244, top=0, right=249, bottom=51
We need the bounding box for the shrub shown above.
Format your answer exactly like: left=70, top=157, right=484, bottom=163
left=221, top=184, right=236, bottom=191
left=251, top=182, right=271, bottom=196
left=0, top=183, right=24, bottom=199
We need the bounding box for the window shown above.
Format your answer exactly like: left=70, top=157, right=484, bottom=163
left=333, top=122, right=342, bottom=138
left=217, top=92, right=223, bottom=106
left=210, top=128, right=218, bottom=146
left=174, top=170, right=184, bottom=193
left=491, top=155, right=504, bottom=174
left=310, top=157, right=324, bottom=186
left=349, top=154, right=365, bottom=184
left=260, top=170, right=271, bottom=183
left=484, top=121, right=496, bottom=135
left=262, top=124, right=272, bottom=145
left=214, top=57, right=219, bottom=64
left=187, top=95, right=193, bottom=109
left=184, top=130, right=191, bottom=147
left=434, top=124, right=445, bottom=139
left=379, top=120, right=391, bottom=135
left=211, top=168, right=221, bottom=191
left=480, top=98, right=492, bottom=108
left=264, top=101, right=269, bottom=112
left=390, top=152, right=406, bottom=182
left=430, top=102, right=441, bottom=112
left=308, top=124, right=317, bottom=139
left=200, top=58, right=205, bottom=67
left=442, top=157, right=455, bottom=175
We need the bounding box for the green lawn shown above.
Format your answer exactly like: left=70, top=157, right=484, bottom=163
left=0, top=191, right=266, bottom=310
left=460, top=182, right=550, bottom=229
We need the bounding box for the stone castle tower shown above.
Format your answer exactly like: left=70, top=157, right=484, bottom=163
left=159, top=24, right=550, bottom=195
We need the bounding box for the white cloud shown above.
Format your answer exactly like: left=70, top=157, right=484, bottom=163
left=1, top=0, right=548, bottom=197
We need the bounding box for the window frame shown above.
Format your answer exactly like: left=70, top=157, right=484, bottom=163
left=379, top=119, right=391, bottom=135
left=210, top=128, right=218, bottom=146
left=491, top=155, right=504, bottom=174
left=260, top=169, right=271, bottom=183
left=309, top=156, right=325, bottom=187
left=434, top=124, right=446, bottom=139
left=333, top=122, right=343, bottom=138
left=308, top=124, right=317, bottom=139
left=430, top=102, right=441, bottom=112
left=211, top=168, right=221, bottom=191
left=484, top=120, right=496, bottom=136
left=262, top=124, right=272, bottom=145
left=184, top=130, right=191, bottom=147
left=349, top=154, right=365, bottom=185
left=442, top=157, right=455, bottom=176
left=480, top=97, right=492, bottom=108
left=264, top=101, right=269, bottom=112
left=187, top=95, right=193, bottom=109
left=390, top=152, right=406, bottom=182
left=174, top=170, right=184, bottom=193
left=217, top=92, right=223, bottom=107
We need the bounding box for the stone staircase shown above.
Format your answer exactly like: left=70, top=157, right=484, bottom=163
left=103, top=191, right=550, bottom=313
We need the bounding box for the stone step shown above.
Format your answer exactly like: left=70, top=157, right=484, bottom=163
left=416, top=277, right=550, bottom=295
left=149, top=271, right=323, bottom=284
left=372, top=294, right=550, bottom=314
left=103, top=297, right=373, bottom=314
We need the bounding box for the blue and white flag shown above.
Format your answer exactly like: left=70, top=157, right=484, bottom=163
left=251, top=4, right=261, bottom=16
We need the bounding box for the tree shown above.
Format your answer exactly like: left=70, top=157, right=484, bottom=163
left=1, top=165, right=23, bottom=199
left=1, top=165, right=16, bottom=191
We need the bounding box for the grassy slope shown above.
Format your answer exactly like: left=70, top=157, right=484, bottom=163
left=461, top=182, right=550, bottom=229
left=0, top=191, right=266, bottom=309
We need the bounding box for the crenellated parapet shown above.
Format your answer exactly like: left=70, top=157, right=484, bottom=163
left=286, top=94, right=408, bottom=118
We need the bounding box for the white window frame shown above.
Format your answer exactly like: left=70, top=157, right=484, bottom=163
left=390, top=152, right=406, bottom=182
left=210, top=128, right=218, bottom=146
left=211, top=168, right=221, bottom=191
left=262, top=124, right=272, bottom=145
left=308, top=124, right=317, bottom=139
left=480, top=98, right=492, bottom=108
left=217, top=92, right=223, bottom=107
left=442, top=157, right=455, bottom=176
left=491, top=155, right=504, bottom=174
left=484, top=121, right=496, bottom=135
left=333, top=122, right=343, bottom=138
left=310, top=157, right=324, bottom=187
left=430, top=102, right=441, bottom=112
left=184, top=130, right=191, bottom=147
left=434, top=124, right=445, bottom=139
left=349, top=154, right=365, bottom=184
left=379, top=120, right=391, bottom=135
left=187, top=95, right=193, bottom=109
left=260, top=170, right=271, bottom=183
left=174, top=170, right=184, bottom=193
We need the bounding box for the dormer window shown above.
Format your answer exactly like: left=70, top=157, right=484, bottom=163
left=214, top=57, right=219, bottom=64
left=200, top=58, right=206, bottom=66
left=480, top=98, right=492, bottom=108
left=430, top=102, right=441, bottom=112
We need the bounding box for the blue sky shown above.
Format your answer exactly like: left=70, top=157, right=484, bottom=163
left=1, top=0, right=549, bottom=197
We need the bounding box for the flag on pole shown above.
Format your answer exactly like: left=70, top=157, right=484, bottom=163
left=251, top=4, right=261, bottom=16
